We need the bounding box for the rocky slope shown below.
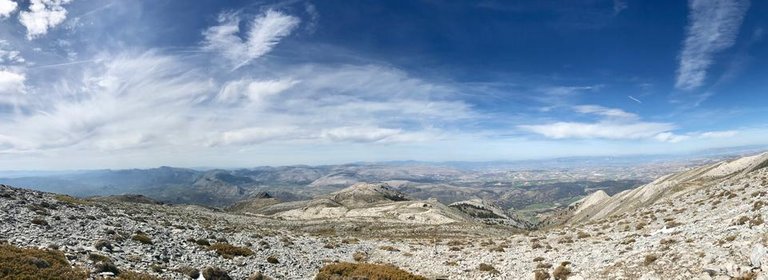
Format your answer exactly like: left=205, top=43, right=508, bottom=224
left=239, top=183, right=474, bottom=225
left=0, top=152, right=766, bottom=279
left=566, top=152, right=768, bottom=224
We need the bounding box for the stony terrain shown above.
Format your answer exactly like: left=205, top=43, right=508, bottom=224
left=0, top=152, right=767, bottom=279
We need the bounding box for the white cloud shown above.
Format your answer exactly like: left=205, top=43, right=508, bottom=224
left=521, top=105, right=686, bottom=141
left=0, top=51, right=474, bottom=157
left=0, top=70, right=26, bottom=104
left=321, top=126, right=402, bottom=143
left=653, top=132, right=690, bottom=143
left=0, top=40, right=25, bottom=63
left=573, top=105, right=637, bottom=119
left=520, top=104, right=740, bottom=143
left=203, top=10, right=300, bottom=70
left=676, top=0, right=750, bottom=90
left=217, top=79, right=297, bottom=104
left=0, top=52, right=214, bottom=151
left=0, top=0, right=17, bottom=18
left=520, top=121, right=674, bottom=140
left=211, top=127, right=301, bottom=146
left=18, top=0, right=73, bottom=39
left=699, top=130, right=738, bottom=138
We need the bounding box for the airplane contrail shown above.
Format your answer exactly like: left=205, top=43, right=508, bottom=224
left=628, top=95, right=642, bottom=103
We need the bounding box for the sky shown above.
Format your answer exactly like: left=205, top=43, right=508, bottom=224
left=0, top=0, right=766, bottom=169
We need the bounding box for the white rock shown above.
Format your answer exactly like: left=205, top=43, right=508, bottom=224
left=751, top=244, right=766, bottom=267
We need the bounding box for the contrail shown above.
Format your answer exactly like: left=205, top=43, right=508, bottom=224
left=628, top=95, right=642, bottom=103
left=30, top=60, right=96, bottom=69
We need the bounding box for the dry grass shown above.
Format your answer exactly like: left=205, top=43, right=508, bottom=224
left=314, top=262, right=427, bottom=280
left=0, top=244, right=89, bottom=279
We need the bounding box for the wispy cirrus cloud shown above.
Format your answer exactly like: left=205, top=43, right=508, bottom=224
left=675, top=0, right=750, bottom=90
left=203, top=10, right=300, bottom=70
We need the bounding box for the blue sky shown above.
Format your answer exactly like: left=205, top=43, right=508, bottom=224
left=0, top=0, right=766, bottom=169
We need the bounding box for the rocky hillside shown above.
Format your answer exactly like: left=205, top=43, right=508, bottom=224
left=0, top=152, right=766, bottom=279
left=565, top=152, right=768, bottom=225
left=237, top=183, right=474, bottom=226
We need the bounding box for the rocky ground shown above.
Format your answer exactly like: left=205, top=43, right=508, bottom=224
left=1, top=153, right=767, bottom=279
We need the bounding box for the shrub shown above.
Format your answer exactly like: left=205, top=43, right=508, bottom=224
left=534, top=269, right=551, bottom=280
left=132, top=234, right=153, bottom=245
left=643, top=254, right=658, bottom=266
left=620, top=238, right=636, bottom=245
left=353, top=251, right=368, bottom=262
left=536, top=263, right=552, bottom=269
left=53, top=194, right=90, bottom=205
left=750, top=215, right=764, bottom=227
left=31, top=218, right=49, bottom=226
left=341, top=238, right=359, bottom=244
left=94, top=261, right=120, bottom=275
left=314, top=262, right=427, bottom=280
left=117, top=271, right=161, bottom=280
left=379, top=245, right=400, bottom=252
left=666, top=221, right=683, bottom=228
left=196, top=239, right=211, bottom=246
left=636, top=222, right=647, bottom=230
left=248, top=271, right=272, bottom=280
left=88, top=253, right=111, bottom=263
left=150, top=264, right=164, bottom=273
left=202, top=267, right=232, bottom=280
left=489, top=246, right=505, bottom=252
left=266, top=256, right=279, bottom=264
left=208, top=243, right=253, bottom=257
left=754, top=201, right=765, bottom=211
left=553, top=263, right=571, bottom=280
left=659, top=238, right=676, bottom=245
left=478, top=263, right=499, bottom=274
left=0, top=244, right=89, bottom=279
left=533, top=257, right=545, bottom=262
left=576, top=231, right=590, bottom=239
left=94, top=239, right=113, bottom=251
left=175, top=266, right=200, bottom=279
